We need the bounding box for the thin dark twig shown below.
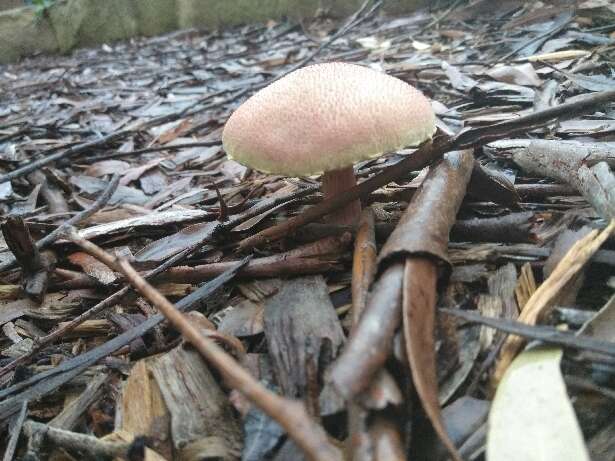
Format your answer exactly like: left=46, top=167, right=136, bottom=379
left=0, top=175, right=120, bottom=273
left=2, top=401, right=28, bottom=461
left=440, top=308, right=615, bottom=357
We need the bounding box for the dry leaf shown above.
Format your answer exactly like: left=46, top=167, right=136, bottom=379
left=488, top=346, right=590, bottom=461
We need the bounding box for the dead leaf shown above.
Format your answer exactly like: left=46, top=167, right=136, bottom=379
left=135, top=221, right=219, bottom=263
left=487, top=63, right=542, bottom=87
left=68, top=252, right=118, bottom=285
left=488, top=346, right=590, bottom=461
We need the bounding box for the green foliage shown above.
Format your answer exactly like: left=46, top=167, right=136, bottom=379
left=31, top=0, right=55, bottom=18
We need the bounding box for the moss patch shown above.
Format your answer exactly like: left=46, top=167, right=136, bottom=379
left=49, top=0, right=138, bottom=52
left=0, top=7, right=58, bottom=63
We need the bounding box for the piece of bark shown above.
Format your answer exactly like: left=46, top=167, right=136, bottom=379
left=239, top=355, right=287, bottom=460
left=544, top=227, right=593, bottom=306
left=121, top=343, right=243, bottom=460
left=68, top=251, right=119, bottom=285
left=488, top=263, right=519, bottom=320
left=103, top=429, right=168, bottom=461
left=150, top=345, right=243, bottom=460
left=451, top=212, right=541, bottom=243
left=264, top=276, right=345, bottom=401
left=470, top=264, right=519, bottom=393
left=54, top=319, right=114, bottom=338
left=403, top=257, right=460, bottom=460
left=121, top=358, right=172, bottom=458
left=49, top=373, right=108, bottom=430
left=476, top=279, right=510, bottom=355
left=27, top=170, right=69, bottom=215
left=415, top=397, right=490, bottom=461
left=467, top=161, right=521, bottom=208
left=515, top=262, right=537, bottom=310
left=507, top=139, right=615, bottom=219
left=1, top=217, right=55, bottom=303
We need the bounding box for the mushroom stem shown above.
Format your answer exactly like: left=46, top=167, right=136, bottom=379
left=322, top=166, right=361, bottom=226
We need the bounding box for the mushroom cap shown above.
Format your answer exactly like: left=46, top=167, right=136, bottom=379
left=222, top=62, right=436, bottom=176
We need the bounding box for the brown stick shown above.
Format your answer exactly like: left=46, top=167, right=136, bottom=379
left=348, top=208, right=379, bottom=459
left=330, top=262, right=405, bottom=399
left=351, top=208, right=378, bottom=327
left=54, top=234, right=351, bottom=289
left=68, top=232, right=343, bottom=461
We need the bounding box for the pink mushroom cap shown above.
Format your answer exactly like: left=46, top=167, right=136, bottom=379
left=222, top=62, right=436, bottom=176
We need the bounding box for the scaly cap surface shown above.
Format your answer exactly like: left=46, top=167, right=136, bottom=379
left=222, top=62, right=436, bottom=176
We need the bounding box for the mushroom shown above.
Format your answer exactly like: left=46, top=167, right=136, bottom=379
left=222, top=62, right=436, bottom=225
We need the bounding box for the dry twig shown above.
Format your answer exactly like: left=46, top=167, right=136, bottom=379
left=23, top=420, right=131, bottom=459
